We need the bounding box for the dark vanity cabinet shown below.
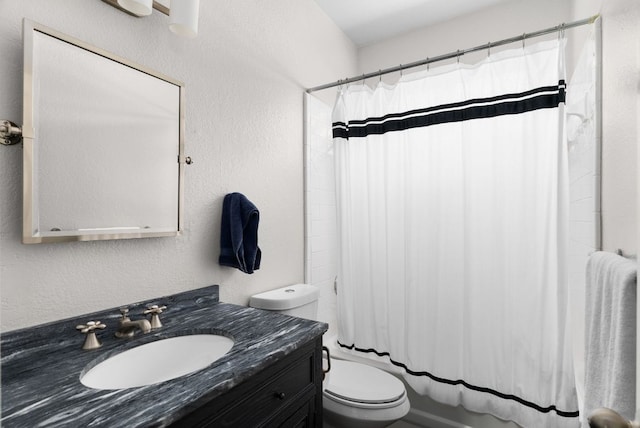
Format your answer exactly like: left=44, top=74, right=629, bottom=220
left=174, top=336, right=324, bottom=427
left=0, top=289, right=328, bottom=428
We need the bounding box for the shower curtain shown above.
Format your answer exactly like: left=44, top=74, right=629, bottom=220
left=333, top=40, right=579, bottom=428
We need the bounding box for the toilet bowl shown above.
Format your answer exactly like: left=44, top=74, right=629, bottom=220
left=249, top=284, right=411, bottom=427
left=323, top=359, right=410, bottom=428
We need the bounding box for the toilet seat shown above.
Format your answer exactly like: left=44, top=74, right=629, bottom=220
left=323, top=359, right=407, bottom=410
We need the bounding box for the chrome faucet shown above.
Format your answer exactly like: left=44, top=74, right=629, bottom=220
left=115, top=308, right=151, bottom=338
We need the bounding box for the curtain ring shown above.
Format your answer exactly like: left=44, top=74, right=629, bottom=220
left=522, top=33, right=526, bottom=49
left=426, top=57, right=430, bottom=71
left=399, top=64, right=403, bottom=77
left=379, top=70, right=382, bottom=83
left=487, top=42, right=491, bottom=58
left=456, top=50, right=460, bottom=64
left=558, top=23, right=566, bottom=40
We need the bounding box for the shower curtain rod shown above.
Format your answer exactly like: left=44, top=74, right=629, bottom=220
left=306, top=14, right=600, bottom=93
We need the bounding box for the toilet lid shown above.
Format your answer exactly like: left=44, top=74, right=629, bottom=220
left=323, top=359, right=406, bottom=405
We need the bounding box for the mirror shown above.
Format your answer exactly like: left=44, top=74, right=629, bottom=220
left=22, top=20, right=185, bottom=243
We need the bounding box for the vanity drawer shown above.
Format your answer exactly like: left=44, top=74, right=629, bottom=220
left=212, top=355, right=314, bottom=427
left=179, top=338, right=323, bottom=428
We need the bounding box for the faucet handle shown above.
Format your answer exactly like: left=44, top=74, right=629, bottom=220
left=144, top=304, right=167, bottom=314
left=144, top=304, right=167, bottom=329
left=76, top=320, right=106, bottom=333
left=76, top=321, right=106, bottom=350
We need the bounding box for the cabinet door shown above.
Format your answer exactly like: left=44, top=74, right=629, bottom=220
left=213, top=356, right=314, bottom=427
left=279, top=401, right=312, bottom=428
left=174, top=337, right=323, bottom=428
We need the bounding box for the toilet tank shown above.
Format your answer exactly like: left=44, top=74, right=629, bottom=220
left=249, top=284, right=319, bottom=320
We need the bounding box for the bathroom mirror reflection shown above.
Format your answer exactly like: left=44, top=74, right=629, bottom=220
left=22, top=20, right=185, bottom=243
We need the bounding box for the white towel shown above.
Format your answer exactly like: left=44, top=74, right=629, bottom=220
left=584, top=251, right=637, bottom=423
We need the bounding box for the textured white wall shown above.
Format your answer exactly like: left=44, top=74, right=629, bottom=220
left=0, top=0, right=357, bottom=331
left=357, top=0, right=572, bottom=86
left=594, top=0, right=640, bottom=253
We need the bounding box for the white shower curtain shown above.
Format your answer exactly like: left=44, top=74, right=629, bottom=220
left=333, top=40, right=579, bottom=428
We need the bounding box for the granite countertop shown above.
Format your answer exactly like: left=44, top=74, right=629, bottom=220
left=1, top=285, right=328, bottom=427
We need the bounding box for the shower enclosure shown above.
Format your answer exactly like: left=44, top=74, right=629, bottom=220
left=304, top=22, right=600, bottom=428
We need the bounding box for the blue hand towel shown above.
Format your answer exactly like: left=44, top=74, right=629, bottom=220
left=219, top=192, right=261, bottom=274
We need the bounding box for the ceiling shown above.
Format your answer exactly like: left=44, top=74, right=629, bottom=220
left=313, top=0, right=516, bottom=47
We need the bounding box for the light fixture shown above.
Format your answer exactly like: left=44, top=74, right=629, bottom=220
left=169, top=0, right=200, bottom=38
left=117, top=0, right=153, bottom=16
left=102, top=0, right=200, bottom=38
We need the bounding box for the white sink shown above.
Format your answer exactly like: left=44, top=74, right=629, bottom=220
left=80, top=334, right=234, bottom=390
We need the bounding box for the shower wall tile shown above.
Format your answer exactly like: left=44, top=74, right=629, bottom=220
left=570, top=174, right=595, bottom=202
left=311, top=219, right=336, bottom=238
left=309, top=188, right=337, bottom=206
left=312, top=264, right=337, bottom=285
left=310, top=234, right=334, bottom=253
left=311, top=249, right=334, bottom=270
left=570, top=199, right=598, bottom=222
left=312, top=204, right=336, bottom=221
left=305, top=94, right=339, bottom=336
left=571, top=220, right=597, bottom=243
left=567, top=110, right=599, bottom=411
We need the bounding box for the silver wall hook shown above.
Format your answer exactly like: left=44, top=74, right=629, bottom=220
left=0, top=120, right=22, bottom=146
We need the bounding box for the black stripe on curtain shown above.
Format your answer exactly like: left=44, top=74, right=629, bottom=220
left=337, top=341, right=579, bottom=419
left=332, top=80, right=566, bottom=140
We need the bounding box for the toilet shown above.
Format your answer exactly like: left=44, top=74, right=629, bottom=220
left=249, top=284, right=410, bottom=428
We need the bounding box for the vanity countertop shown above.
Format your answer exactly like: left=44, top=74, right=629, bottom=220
left=1, top=285, right=328, bottom=427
